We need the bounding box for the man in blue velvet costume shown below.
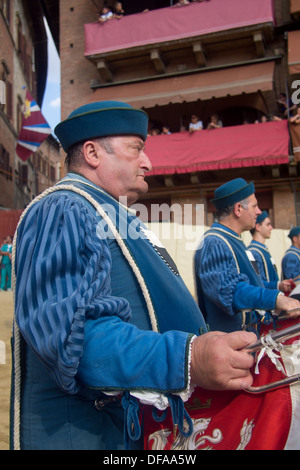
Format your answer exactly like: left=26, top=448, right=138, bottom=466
left=248, top=211, right=292, bottom=293
left=282, top=226, right=300, bottom=282
left=194, top=178, right=300, bottom=333
left=10, top=102, right=258, bottom=450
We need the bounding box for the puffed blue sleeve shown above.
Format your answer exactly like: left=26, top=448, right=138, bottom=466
left=78, top=315, right=193, bottom=392
left=14, top=193, right=192, bottom=396
left=198, top=237, right=278, bottom=316
left=282, top=253, right=300, bottom=280
left=232, top=282, right=278, bottom=311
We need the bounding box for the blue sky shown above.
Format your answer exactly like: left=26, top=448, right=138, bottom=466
left=41, top=19, right=61, bottom=133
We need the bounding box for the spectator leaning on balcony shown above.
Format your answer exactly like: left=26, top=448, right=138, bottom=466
left=289, top=106, right=300, bottom=126
left=98, top=6, right=113, bottom=23
left=113, top=1, right=124, bottom=18
left=194, top=178, right=300, bottom=333
left=289, top=106, right=300, bottom=161
left=207, top=114, right=223, bottom=129
left=161, top=125, right=171, bottom=135
left=11, top=101, right=259, bottom=451
left=189, top=114, right=203, bottom=133
left=247, top=211, right=293, bottom=293
left=277, top=92, right=297, bottom=118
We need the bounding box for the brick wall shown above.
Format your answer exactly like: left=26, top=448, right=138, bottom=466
left=273, top=188, right=297, bottom=229
left=60, top=0, right=98, bottom=120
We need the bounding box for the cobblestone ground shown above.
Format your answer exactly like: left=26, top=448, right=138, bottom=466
left=0, top=291, right=13, bottom=450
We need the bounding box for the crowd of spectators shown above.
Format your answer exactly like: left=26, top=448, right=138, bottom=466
left=97, top=0, right=209, bottom=23
left=96, top=6, right=298, bottom=140
left=98, top=2, right=125, bottom=23
left=147, top=93, right=298, bottom=136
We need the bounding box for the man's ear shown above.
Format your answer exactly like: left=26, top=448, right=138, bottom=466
left=82, top=140, right=101, bottom=169
left=233, top=202, right=242, bottom=218
left=255, top=222, right=261, bottom=233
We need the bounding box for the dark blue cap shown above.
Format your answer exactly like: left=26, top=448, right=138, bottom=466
left=256, top=211, right=268, bottom=224
left=211, top=178, right=255, bottom=210
left=288, top=227, right=300, bottom=239
left=54, top=101, right=149, bottom=152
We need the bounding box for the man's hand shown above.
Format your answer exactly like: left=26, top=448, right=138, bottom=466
left=190, top=331, right=256, bottom=391
left=278, top=279, right=294, bottom=293
left=275, top=294, right=300, bottom=317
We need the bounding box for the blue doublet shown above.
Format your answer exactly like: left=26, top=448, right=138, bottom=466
left=194, top=223, right=279, bottom=333
left=247, top=240, right=279, bottom=289
left=11, top=174, right=206, bottom=450
left=281, top=246, right=300, bottom=280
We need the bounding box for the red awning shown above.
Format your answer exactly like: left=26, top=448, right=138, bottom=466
left=85, top=0, right=274, bottom=56
left=91, top=62, right=275, bottom=108
left=145, top=121, right=290, bottom=175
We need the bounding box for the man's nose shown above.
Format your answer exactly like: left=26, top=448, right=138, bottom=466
left=141, top=152, right=152, bottom=172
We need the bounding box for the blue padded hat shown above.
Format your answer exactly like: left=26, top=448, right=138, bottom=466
left=211, top=178, right=255, bottom=210
left=256, top=210, right=268, bottom=224
left=54, top=101, right=149, bottom=152
left=288, top=227, right=300, bottom=239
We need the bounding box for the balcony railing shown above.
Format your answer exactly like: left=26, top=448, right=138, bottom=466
left=144, top=120, right=291, bottom=176
left=84, top=0, right=275, bottom=57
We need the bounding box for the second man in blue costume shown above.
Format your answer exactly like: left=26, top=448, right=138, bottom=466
left=194, top=178, right=300, bottom=333
left=281, top=226, right=300, bottom=283
left=247, top=210, right=293, bottom=293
